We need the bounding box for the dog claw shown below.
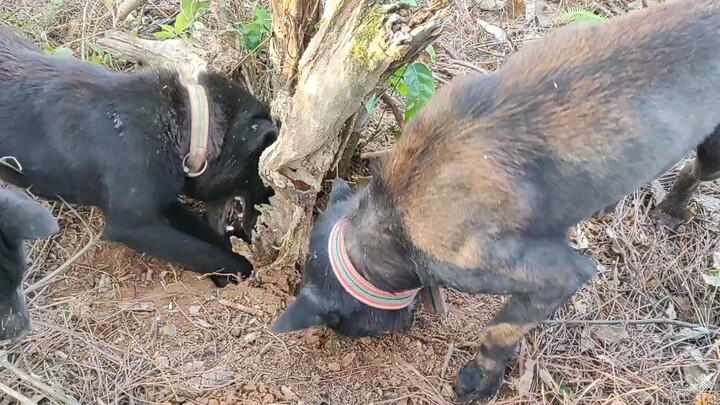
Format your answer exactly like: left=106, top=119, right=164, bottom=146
left=649, top=201, right=692, bottom=232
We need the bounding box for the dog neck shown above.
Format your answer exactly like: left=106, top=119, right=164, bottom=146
left=182, top=83, right=211, bottom=178
left=329, top=216, right=447, bottom=314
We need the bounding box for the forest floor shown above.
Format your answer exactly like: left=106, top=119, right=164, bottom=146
left=0, top=0, right=719, bottom=404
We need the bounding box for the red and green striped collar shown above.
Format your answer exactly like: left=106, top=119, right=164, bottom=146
left=328, top=217, right=447, bottom=314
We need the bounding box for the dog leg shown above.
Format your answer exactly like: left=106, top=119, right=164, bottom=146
left=165, top=201, right=233, bottom=251
left=651, top=126, right=720, bottom=231
left=453, top=239, right=596, bottom=402
left=102, top=216, right=252, bottom=288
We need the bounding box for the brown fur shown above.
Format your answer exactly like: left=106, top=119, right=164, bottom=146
left=271, top=0, right=720, bottom=402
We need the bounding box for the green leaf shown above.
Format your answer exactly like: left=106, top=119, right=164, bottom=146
left=389, top=66, right=408, bottom=96
left=392, top=130, right=402, bottom=140
left=559, top=383, right=572, bottom=396
left=425, top=44, right=437, bottom=62
left=242, top=22, right=264, bottom=51
left=51, top=47, right=75, bottom=59
left=153, top=31, right=175, bottom=39
left=41, top=43, right=55, bottom=54
left=400, top=0, right=417, bottom=6
left=252, top=4, right=272, bottom=33
left=175, top=8, right=191, bottom=33
left=559, top=8, right=607, bottom=24
left=90, top=54, right=103, bottom=65
left=401, top=62, right=435, bottom=120
left=87, top=42, right=105, bottom=55
left=365, top=94, right=378, bottom=114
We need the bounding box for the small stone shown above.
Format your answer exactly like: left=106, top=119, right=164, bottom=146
left=441, top=384, right=453, bottom=397
left=341, top=352, right=356, bottom=368
left=244, top=331, right=259, bottom=344
left=242, top=383, right=257, bottom=392
left=160, top=324, right=177, bottom=337
left=327, top=362, right=341, bottom=372
left=189, top=305, right=201, bottom=316
left=262, top=393, right=274, bottom=404
left=280, top=386, right=298, bottom=401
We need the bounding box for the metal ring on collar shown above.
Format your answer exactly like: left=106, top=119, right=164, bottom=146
left=182, top=154, right=208, bottom=178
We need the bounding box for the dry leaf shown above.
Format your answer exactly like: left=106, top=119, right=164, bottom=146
left=579, top=328, right=594, bottom=353
left=327, top=362, right=341, bottom=372
left=341, top=352, right=357, bottom=368
left=244, top=331, right=259, bottom=344
left=189, top=305, right=201, bottom=316
left=665, top=302, right=677, bottom=320
left=517, top=358, right=535, bottom=395
left=591, top=325, right=629, bottom=345
left=119, top=301, right=155, bottom=312
left=477, top=19, right=507, bottom=43
left=474, top=0, right=506, bottom=11
left=672, top=326, right=711, bottom=341
left=701, top=268, right=720, bottom=287
left=538, top=368, right=557, bottom=391
left=280, top=386, right=298, bottom=401
left=161, top=324, right=177, bottom=337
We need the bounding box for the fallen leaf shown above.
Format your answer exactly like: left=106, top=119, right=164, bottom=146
left=244, top=331, right=259, bottom=344
left=538, top=368, right=557, bottom=391
left=341, top=352, right=357, bottom=368
left=591, top=325, right=629, bottom=345
left=477, top=19, right=507, bottom=43
left=672, top=326, right=711, bottom=341
left=189, top=305, right=201, bottom=316
left=701, top=268, right=720, bottom=287
left=327, top=362, right=341, bottom=372
left=280, top=386, right=298, bottom=401
left=579, top=328, right=594, bottom=353
left=118, top=301, right=155, bottom=312
left=517, top=358, right=535, bottom=395
left=195, top=319, right=214, bottom=328
left=665, top=302, right=677, bottom=320
left=474, top=0, right=506, bottom=11
left=161, top=324, right=177, bottom=337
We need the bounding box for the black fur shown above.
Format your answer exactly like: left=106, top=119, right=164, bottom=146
left=0, top=28, right=277, bottom=287
left=0, top=187, right=59, bottom=342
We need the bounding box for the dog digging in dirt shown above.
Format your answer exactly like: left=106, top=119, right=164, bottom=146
left=0, top=186, right=59, bottom=342
left=0, top=29, right=278, bottom=288
left=270, top=0, right=720, bottom=401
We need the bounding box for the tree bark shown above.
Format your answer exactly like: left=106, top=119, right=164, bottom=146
left=94, top=1, right=450, bottom=286
left=253, top=0, right=450, bottom=277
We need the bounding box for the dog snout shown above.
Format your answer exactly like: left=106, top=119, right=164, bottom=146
left=0, top=287, right=30, bottom=342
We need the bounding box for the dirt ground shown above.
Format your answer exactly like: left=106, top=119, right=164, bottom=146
left=1, top=0, right=719, bottom=404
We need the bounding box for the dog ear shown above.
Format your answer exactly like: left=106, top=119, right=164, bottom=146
left=328, top=177, right=352, bottom=205
left=0, top=189, right=59, bottom=241
left=270, top=288, right=327, bottom=334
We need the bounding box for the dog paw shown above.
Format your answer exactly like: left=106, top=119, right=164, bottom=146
left=452, top=358, right=506, bottom=403
left=649, top=200, right=692, bottom=232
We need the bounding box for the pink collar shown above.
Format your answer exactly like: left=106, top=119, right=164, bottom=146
left=328, top=217, right=447, bottom=314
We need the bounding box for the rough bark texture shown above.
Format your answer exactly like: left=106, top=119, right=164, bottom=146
left=97, top=31, right=208, bottom=84
left=252, top=0, right=450, bottom=276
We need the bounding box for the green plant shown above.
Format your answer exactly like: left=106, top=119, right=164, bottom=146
left=559, top=8, right=608, bottom=24
left=235, top=4, right=272, bottom=54
left=366, top=44, right=438, bottom=123
left=42, top=43, right=75, bottom=59
left=153, top=0, right=208, bottom=40
left=88, top=43, right=113, bottom=66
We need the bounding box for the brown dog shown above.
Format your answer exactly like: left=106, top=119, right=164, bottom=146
left=271, top=0, right=720, bottom=401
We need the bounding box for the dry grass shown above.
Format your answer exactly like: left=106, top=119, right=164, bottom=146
left=1, top=0, right=719, bottom=404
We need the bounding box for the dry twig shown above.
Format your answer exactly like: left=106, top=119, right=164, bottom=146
left=216, top=297, right=263, bottom=317
left=0, top=352, right=81, bottom=405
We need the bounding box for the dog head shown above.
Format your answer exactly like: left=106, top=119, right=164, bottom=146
left=0, top=188, right=58, bottom=342
left=185, top=72, right=279, bottom=236
left=270, top=177, right=420, bottom=338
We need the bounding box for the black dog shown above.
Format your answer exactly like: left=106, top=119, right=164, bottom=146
left=0, top=187, right=59, bottom=342
left=271, top=0, right=720, bottom=402
left=0, top=28, right=277, bottom=287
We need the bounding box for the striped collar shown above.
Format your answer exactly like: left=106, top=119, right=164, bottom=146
left=328, top=217, right=447, bottom=314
